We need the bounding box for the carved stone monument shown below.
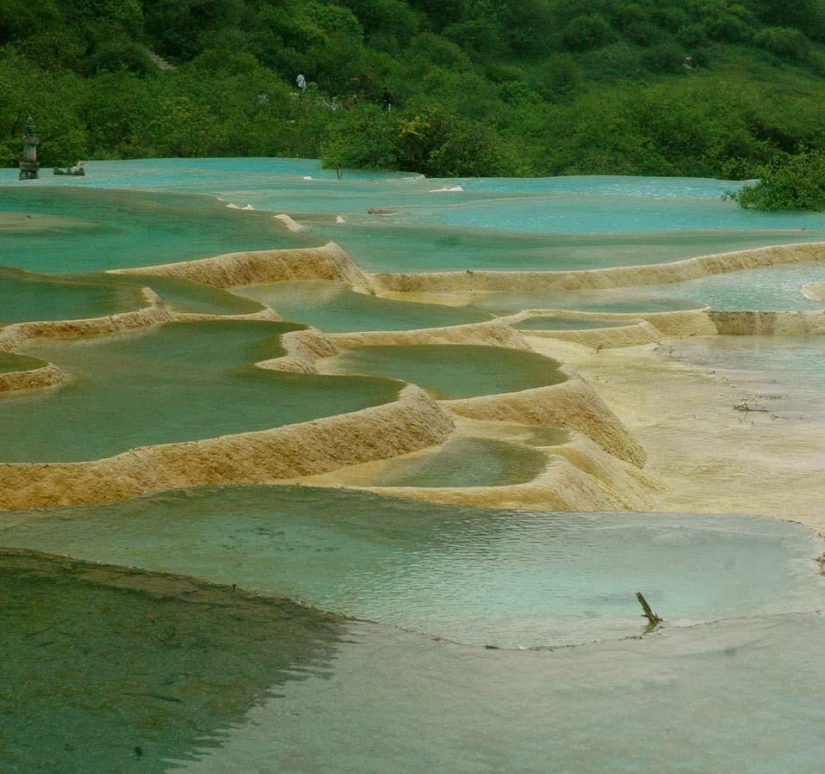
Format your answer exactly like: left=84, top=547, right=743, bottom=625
left=19, top=116, right=39, bottom=180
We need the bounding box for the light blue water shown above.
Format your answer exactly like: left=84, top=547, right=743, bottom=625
left=639, top=262, right=825, bottom=310
left=179, top=614, right=825, bottom=774
left=1, top=486, right=821, bottom=648
left=470, top=289, right=704, bottom=315
left=666, top=336, right=825, bottom=422
left=0, top=186, right=320, bottom=273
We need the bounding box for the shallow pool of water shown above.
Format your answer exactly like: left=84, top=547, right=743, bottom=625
left=470, top=289, right=704, bottom=315
left=667, top=336, right=825, bottom=423
left=1, top=320, right=400, bottom=462
left=513, top=316, right=637, bottom=331
left=369, top=437, right=548, bottom=488
left=0, top=351, right=46, bottom=374
left=2, top=486, right=822, bottom=649
left=0, top=267, right=147, bottom=323
left=327, top=344, right=566, bottom=399
left=176, top=613, right=825, bottom=774
left=0, top=548, right=342, bottom=774
left=233, top=280, right=491, bottom=332
left=637, top=262, right=825, bottom=311
left=0, top=186, right=320, bottom=274
left=307, top=223, right=825, bottom=273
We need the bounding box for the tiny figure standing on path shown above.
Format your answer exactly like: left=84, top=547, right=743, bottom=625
left=296, top=73, right=307, bottom=96
left=382, top=86, right=391, bottom=112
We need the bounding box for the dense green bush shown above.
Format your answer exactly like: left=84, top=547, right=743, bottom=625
left=753, top=26, right=811, bottom=60
left=729, top=149, right=825, bottom=210
left=561, top=14, right=617, bottom=51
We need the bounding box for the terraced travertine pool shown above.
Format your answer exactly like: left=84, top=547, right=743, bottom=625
left=2, top=319, right=401, bottom=462
left=2, top=159, right=825, bottom=773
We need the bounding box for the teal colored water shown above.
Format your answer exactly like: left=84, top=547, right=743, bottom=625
left=233, top=280, right=492, bottom=332
left=178, top=615, right=825, bottom=774
left=303, top=224, right=825, bottom=272
left=0, top=320, right=400, bottom=462
left=469, top=289, right=703, bottom=315
left=328, top=344, right=566, bottom=399
left=0, top=549, right=342, bottom=774
left=119, top=273, right=265, bottom=315
left=513, top=316, right=636, bottom=331
left=636, top=262, right=825, bottom=311
left=0, top=487, right=821, bottom=649
left=0, top=186, right=320, bottom=273
left=370, top=437, right=548, bottom=487
left=0, top=267, right=147, bottom=323
left=3, top=159, right=825, bottom=773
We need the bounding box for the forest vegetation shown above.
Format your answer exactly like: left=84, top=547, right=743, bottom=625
left=3, top=0, right=825, bottom=202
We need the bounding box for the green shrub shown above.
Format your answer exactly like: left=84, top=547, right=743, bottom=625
left=561, top=14, right=617, bottom=52
left=86, top=41, right=155, bottom=75
left=753, top=26, right=811, bottom=60
left=641, top=42, right=687, bottom=72
left=729, top=149, right=825, bottom=210
left=529, top=54, right=582, bottom=101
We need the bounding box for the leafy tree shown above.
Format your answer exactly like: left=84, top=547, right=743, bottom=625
left=730, top=148, right=825, bottom=210
left=561, top=14, right=617, bottom=51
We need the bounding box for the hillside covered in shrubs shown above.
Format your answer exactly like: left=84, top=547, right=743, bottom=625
left=3, top=0, right=825, bottom=182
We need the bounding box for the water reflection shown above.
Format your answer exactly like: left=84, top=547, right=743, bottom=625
left=0, top=548, right=343, bottom=774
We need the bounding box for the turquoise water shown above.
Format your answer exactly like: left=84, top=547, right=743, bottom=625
left=1, top=320, right=400, bottom=462
left=638, top=262, right=825, bottom=311
left=3, top=159, right=825, bottom=773
left=1, top=486, right=821, bottom=649
left=0, top=186, right=320, bottom=273
left=666, top=336, right=825, bottom=422
left=305, top=222, right=825, bottom=272
left=233, top=280, right=492, bottom=332
left=328, top=344, right=566, bottom=399
left=0, top=266, right=147, bottom=323
left=470, top=289, right=704, bottom=315
left=179, top=614, right=825, bottom=774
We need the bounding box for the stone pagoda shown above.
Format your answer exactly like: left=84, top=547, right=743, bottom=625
left=19, top=116, right=39, bottom=180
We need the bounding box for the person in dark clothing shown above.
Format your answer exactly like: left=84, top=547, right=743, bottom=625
left=382, top=87, right=391, bottom=112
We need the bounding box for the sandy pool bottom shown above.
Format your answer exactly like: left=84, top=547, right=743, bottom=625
left=528, top=334, right=825, bottom=534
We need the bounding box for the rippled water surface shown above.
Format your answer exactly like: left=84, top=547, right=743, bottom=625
left=2, top=486, right=822, bottom=649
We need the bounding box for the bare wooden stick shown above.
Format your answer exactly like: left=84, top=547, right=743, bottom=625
left=636, top=591, right=662, bottom=628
